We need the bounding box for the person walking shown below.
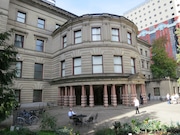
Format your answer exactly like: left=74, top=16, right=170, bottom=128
left=133, top=97, right=140, bottom=114
left=140, top=94, right=143, bottom=105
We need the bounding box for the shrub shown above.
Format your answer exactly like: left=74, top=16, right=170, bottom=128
left=95, top=128, right=115, bottom=135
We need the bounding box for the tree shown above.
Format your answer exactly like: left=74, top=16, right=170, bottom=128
left=0, top=31, right=18, bottom=122
left=150, top=36, right=177, bottom=79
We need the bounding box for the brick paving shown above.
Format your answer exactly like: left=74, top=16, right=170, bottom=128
left=1, top=100, right=180, bottom=135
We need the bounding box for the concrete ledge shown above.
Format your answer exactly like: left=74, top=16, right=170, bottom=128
left=20, top=102, right=47, bottom=108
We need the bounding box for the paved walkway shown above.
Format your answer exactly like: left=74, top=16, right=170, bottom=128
left=1, top=100, right=180, bottom=135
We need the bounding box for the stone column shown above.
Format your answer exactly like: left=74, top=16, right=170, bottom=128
left=64, top=86, right=68, bottom=106
left=81, top=85, right=87, bottom=107
left=103, top=84, right=108, bottom=107
left=72, top=87, right=76, bottom=106
left=141, top=84, right=147, bottom=104
left=111, top=84, right=117, bottom=107
left=131, top=84, right=137, bottom=106
left=123, top=84, right=129, bottom=106
left=89, top=85, right=94, bottom=107
left=58, top=87, right=63, bottom=106
left=69, top=86, right=74, bottom=107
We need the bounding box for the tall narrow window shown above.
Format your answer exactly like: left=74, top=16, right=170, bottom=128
left=37, top=18, right=45, bottom=29
left=112, top=28, right=119, bottom=41
left=92, top=27, right=101, bottom=41
left=73, top=57, right=81, bottom=75
left=36, top=39, right=44, bottom=52
left=74, top=30, right=82, bottom=44
left=141, top=60, right=144, bottom=68
left=34, top=63, right=43, bottom=79
left=145, top=50, right=148, bottom=56
left=63, top=35, right=67, bottom=48
left=14, top=89, right=21, bottom=103
left=147, top=61, right=149, bottom=69
left=17, top=11, right=26, bottom=23
left=15, top=34, right=24, bottom=48
left=114, top=56, right=122, bottom=73
left=92, top=56, right=103, bottom=73
left=140, top=49, right=143, bottom=55
left=127, top=32, right=132, bottom=44
left=61, top=61, right=65, bottom=77
left=33, top=90, right=42, bottom=102
left=131, top=58, right=135, bottom=74
left=16, top=61, right=22, bottom=78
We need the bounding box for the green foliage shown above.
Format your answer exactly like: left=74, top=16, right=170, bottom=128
left=150, top=36, right=177, bottom=79
left=95, top=128, right=115, bottom=135
left=40, top=112, right=57, bottom=131
left=0, top=31, right=18, bottom=122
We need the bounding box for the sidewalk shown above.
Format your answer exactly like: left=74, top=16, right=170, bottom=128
left=1, top=100, right=180, bottom=135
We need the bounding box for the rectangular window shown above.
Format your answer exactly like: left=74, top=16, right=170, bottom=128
left=36, top=39, right=44, bottom=52
left=61, top=61, right=65, bottom=77
left=74, top=30, right=82, bottom=44
left=16, top=61, right=22, bottom=78
left=92, top=27, right=101, bottom=41
left=127, top=32, right=132, bottom=44
left=112, top=28, right=119, bottom=41
left=14, top=89, right=21, bottom=103
left=92, top=55, right=103, bottom=73
left=34, top=63, right=43, bottom=79
left=15, top=34, right=24, bottom=48
left=154, top=87, right=160, bottom=96
left=63, top=35, right=67, bottom=48
left=140, top=49, right=143, bottom=55
left=147, top=61, right=149, bottom=69
left=37, top=18, right=45, bottom=29
left=141, top=60, right=144, bottom=68
left=33, top=90, right=42, bottom=102
left=73, top=57, right=81, bottom=75
left=17, top=11, right=26, bottom=23
left=131, top=58, right=135, bottom=74
left=114, top=56, right=122, bottom=73
left=145, top=50, right=148, bottom=56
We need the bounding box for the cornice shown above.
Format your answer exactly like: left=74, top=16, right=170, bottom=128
left=16, top=0, right=78, bottom=19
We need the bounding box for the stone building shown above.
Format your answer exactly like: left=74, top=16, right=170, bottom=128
left=1, top=0, right=172, bottom=107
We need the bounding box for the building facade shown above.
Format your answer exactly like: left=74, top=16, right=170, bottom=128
left=124, top=0, right=180, bottom=59
left=1, top=0, right=177, bottom=107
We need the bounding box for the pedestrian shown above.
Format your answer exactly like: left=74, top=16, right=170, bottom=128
left=133, top=97, right=140, bottom=114
left=68, top=108, right=76, bottom=119
left=148, top=93, right=151, bottom=101
left=166, top=93, right=171, bottom=104
left=140, top=94, right=143, bottom=105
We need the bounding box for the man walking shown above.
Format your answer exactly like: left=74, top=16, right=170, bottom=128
left=133, top=97, right=140, bottom=114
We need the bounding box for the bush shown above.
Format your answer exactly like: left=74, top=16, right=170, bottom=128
left=95, top=128, right=115, bottom=135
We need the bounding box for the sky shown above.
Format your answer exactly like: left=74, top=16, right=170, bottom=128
left=55, top=0, right=147, bottom=16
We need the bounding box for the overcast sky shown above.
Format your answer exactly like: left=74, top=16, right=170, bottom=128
left=55, top=0, right=147, bottom=16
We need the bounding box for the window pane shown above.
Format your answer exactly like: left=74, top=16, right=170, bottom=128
left=92, top=28, right=100, bottom=34
left=34, top=64, right=43, bottom=79
left=93, top=65, right=102, bottom=73
left=93, top=56, right=102, bottom=64
left=114, top=57, right=122, bottom=64
left=74, top=58, right=81, bottom=66
left=15, top=34, right=24, bottom=48
left=38, top=18, right=45, bottom=29
left=74, top=67, right=81, bottom=75
left=33, top=90, right=42, bottom=102
left=92, top=28, right=101, bottom=41
left=36, top=39, right=44, bottom=52
left=17, top=12, right=26, bottom=23
left=16, top=62, right=22, bottom=77
left=114, top=65, right=122, bottom=73
left=112, top=29, right=119, bottom=41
